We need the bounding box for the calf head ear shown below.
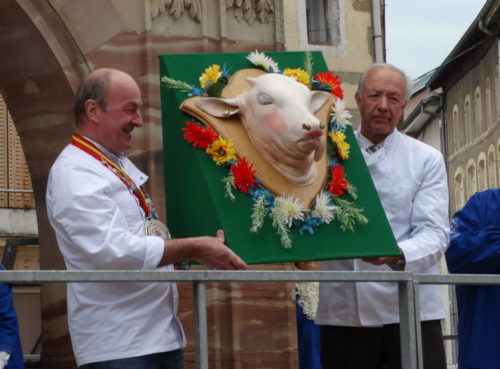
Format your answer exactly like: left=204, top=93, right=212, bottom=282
left=195, top=97, right=240, bottom=118
left=310, top=91, right=331, bottom=113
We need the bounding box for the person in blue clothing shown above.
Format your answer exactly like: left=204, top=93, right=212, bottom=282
left=0, top=265, right=24, bottom=369
left=295, top=261, right=321, bottom=369
left=446, top=188, right=500, bottom=369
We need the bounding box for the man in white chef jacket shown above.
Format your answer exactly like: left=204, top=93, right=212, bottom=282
left=316, top=63, right=449, bottom=369
left=46, top=68, right=247, bottom=369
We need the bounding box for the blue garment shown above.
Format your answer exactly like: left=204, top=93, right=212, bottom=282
left=0, top=265, right=24, bottom=369
left=446, top=189, right=500, bottom=369
left=296, top=296, right=321, bottom=369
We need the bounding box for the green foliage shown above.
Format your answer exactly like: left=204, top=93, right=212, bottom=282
left=270, top=207, right=292, bottom=249
left=160, top=76, right=193, bottom=93
left=332, top=196, right=368, bottom=232
left=250, top=194, right=266, bottom=233
left=222, top=175, right=236, bottom=201
left=205, top=81, right=225, bottom=97
left=303, top=51, right=314, bottom=87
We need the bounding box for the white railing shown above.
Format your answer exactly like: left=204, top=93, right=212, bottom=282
left=1, top=270, right=499, bottom=369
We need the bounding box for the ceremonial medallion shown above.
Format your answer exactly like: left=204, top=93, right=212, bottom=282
left=144, top=218, right=171, bottom=240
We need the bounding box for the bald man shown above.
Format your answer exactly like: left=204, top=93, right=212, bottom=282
left=46, top=68, right=246, bottom=369
left=316, top=64, right=449, bottom=369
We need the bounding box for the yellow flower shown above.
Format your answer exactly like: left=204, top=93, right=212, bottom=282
left=329, top=130, right=350, bottom=160
left=206, top=137, right=237, bottom=165
left=199, top=64, right=221, bottom=88
left=283, top=67, right=311, bottom=86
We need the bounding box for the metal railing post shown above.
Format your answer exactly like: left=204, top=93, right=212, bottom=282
left=193, top=281, right=209, bottom=369
left=398, top=279, right=418, bottom=369
left=413, top=281, right=423, bottom=368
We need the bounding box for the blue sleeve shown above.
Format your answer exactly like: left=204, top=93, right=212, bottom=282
left=446, top=190, right=500, bottom=274
left=0, top=281, right=21, bottom=354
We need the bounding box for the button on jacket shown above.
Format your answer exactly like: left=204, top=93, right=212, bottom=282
left=316, top=130, right=449, bottom=326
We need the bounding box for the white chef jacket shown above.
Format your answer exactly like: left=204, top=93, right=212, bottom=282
left=46, top=142, right=185, bottom=366
left=316, top=130, right=449, bottom=326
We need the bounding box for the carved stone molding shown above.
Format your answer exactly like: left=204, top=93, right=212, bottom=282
left=226, top=0, right=275, bottom=24
left=150, top=0, right=202, bottom=22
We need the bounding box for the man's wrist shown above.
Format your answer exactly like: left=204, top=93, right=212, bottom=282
left=388, top=254, right=405, bottom=271
left=394, top=256, right=406, bottom=266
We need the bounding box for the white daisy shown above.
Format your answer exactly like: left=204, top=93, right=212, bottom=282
left=246, top=50, right=280, bottom=73
left=312, top=192, right=337, bottom=224
left=274, top=195, right=305, bottom=227
left=330, top=99, right=352, bottom=129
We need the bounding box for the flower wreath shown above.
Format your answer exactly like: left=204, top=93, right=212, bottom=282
left=162, top=51, right=367, bottom=249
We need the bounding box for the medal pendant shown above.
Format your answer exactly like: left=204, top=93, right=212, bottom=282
left=144, top=218, right=171, bottom=240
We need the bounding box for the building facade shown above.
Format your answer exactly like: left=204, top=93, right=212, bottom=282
left=403, top=1, right=499, bottom=366
left=0, top=1, right=382, bottom=368
left=428, top=0, right=499, bottom=215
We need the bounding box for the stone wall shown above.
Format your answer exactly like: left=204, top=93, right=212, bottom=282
left=0, top=1, right=377, bottom=367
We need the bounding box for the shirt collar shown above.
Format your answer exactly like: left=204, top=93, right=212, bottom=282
left=81, top=135, right=126, bottom=167
left=356, top=130, right=398, bottom=152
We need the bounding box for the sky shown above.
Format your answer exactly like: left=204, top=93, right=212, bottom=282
left=385, top=0, right=488, bottom=80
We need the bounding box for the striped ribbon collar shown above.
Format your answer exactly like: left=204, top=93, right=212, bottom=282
left=71, top=133, right=155, bottom=219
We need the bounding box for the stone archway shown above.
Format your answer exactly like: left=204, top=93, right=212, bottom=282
left=0, top=1, right=133, bottom=367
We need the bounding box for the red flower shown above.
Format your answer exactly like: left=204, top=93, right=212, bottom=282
left=314, top=71, right=344, bottom=99
left=182, top=121, right=218, bottom=149
left=230, top=157, right=256, bottom=193
left=327, top=164, right=349, bottom=196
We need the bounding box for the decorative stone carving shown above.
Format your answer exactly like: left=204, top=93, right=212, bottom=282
left=150, top=0, right=202, bottom=22
left=226, top=0, right=275, bottom=24
left=149, top=0, right=275, bottom=26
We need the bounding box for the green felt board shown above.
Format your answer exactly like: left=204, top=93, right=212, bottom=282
left=159, top=51, right=399, bottom=264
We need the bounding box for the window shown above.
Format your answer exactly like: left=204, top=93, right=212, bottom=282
left=453, top=168, right=465, bottom=211
left=487, top=145, right=497, bottom=188
left=305, top=0, right=341, bottom=45
left=474, top=87, right=483, bottom=136
left=452, top=105, right=459, bottom=152
left=464, top=95, right=472, bottom=144
left=477, top=152, right=487, bottom=192
left=485, top=78, right=492, bottom=128
left=0, top=95, right=34, bottom=209
left=466, top=159, right=477, bottom=199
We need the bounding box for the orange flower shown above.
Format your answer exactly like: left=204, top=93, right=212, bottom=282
left=327, top=164, right=349, bottom=196
left=230, top=157, right=256, bottom=193
left=314, top=71, right=344, bottom=99
left=182, top=121, right=218, bottom=149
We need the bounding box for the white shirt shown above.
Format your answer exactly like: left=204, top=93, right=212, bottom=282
left=46, top=142, right=185, bottom=366
left=316, top=130, right=449, bottom=326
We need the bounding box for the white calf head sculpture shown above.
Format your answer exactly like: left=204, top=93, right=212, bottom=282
left=195, top=73, right=331, bottom=186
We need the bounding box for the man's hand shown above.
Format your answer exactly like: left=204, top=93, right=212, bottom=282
left=295, top=261, right=320, bottom=271
left=161, top=230, right=247, bottom=270
left=195, top=230, right=247, bottom=270
left=362, top=256, right=404, bottom=266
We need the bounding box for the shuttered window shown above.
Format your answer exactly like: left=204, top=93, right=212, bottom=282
left=0, top=95, right=34, bottom=209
